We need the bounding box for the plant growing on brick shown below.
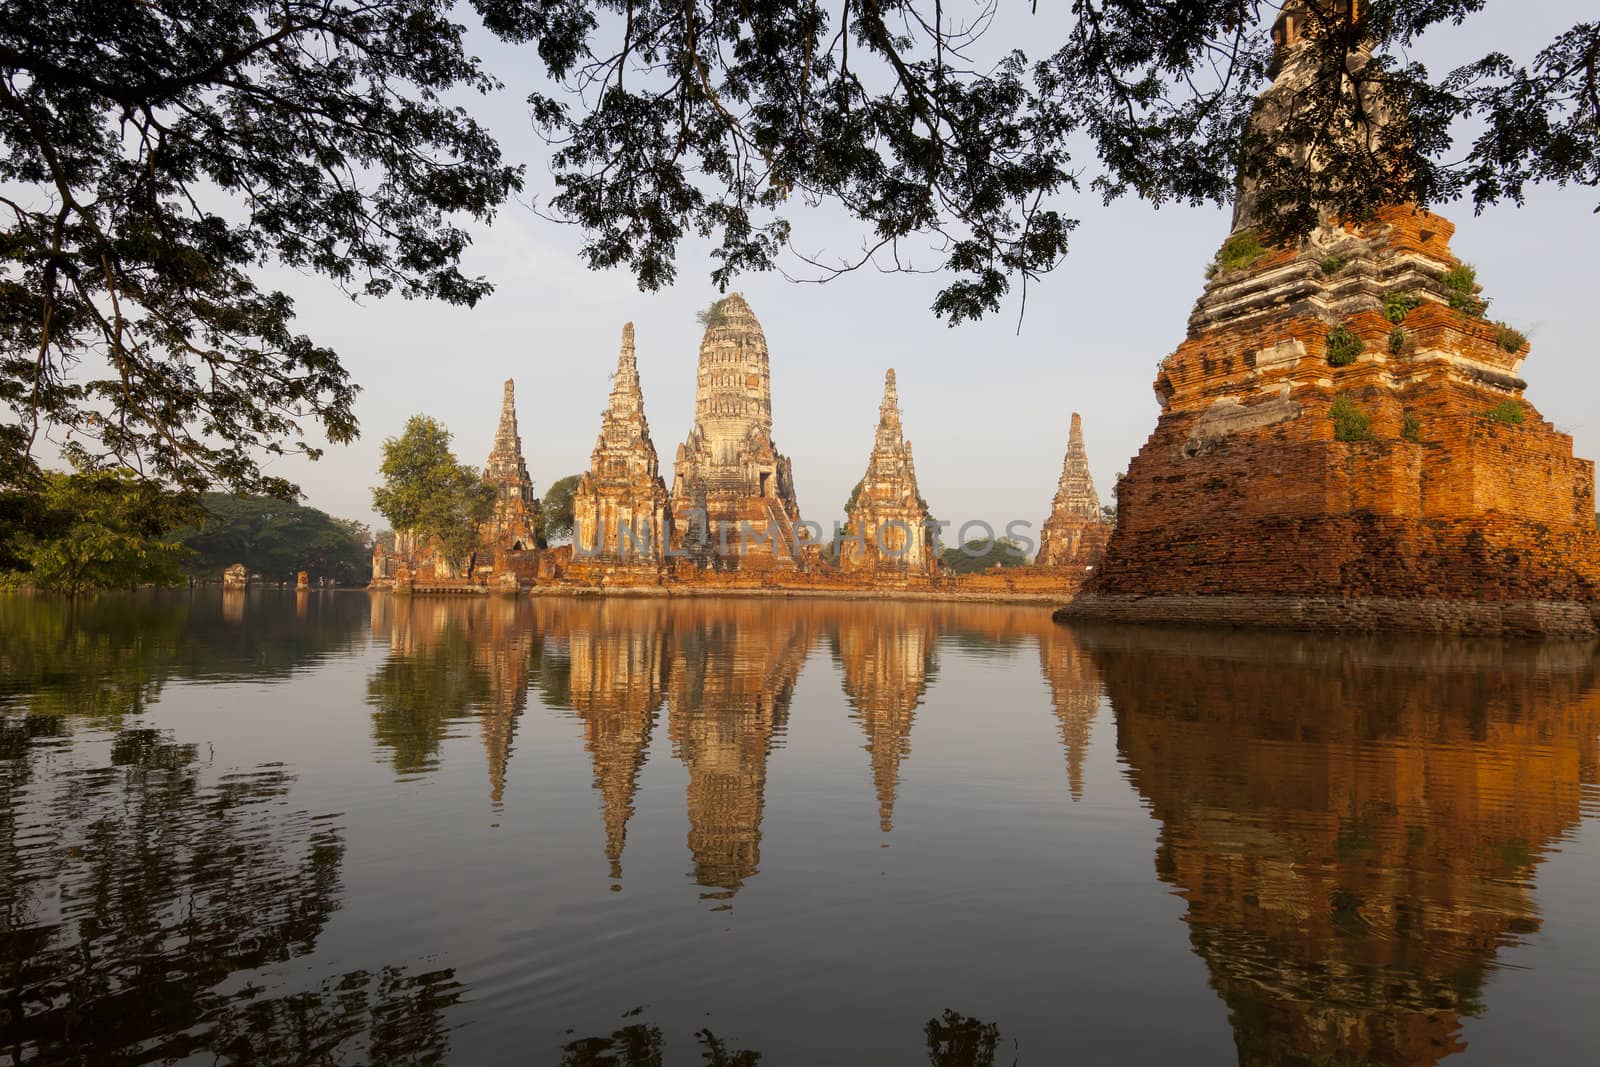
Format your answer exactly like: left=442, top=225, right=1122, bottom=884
left=1401, top=411, right=1423, bottom=441
left=1214, top=230, right=1266, bottom=274
left=1483, top=400, right=1525, bottom=425
left=1388, top=327, right=1407, bottom=355
left=1494, top=323, right=1527, bottom=352
left=1326, top=324, right=1364, bottom=367
left=1383, top=290, right=1422, bottom=323
left=1330, top=395, right=1376, bottom=442
left=1441, top=263, right=1488, bottom=316
left=1321, top=253, right=1349, bottom=277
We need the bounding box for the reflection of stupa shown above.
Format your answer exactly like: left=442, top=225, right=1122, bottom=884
left=1036, top=626, right=1102, bottom=801
left=363, top=596, right=533, bottom=807
left=667, top=603, right=813, bottom=899
left=473, top=598, right=537, bottom=810
left=1090, top=628, right=1600, bottom=1066
left=562, top=601, right=672, bottom=885
left=833, top=606, right=938, bottom=831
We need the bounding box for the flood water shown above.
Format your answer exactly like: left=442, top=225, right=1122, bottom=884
left=2, top=591, right=1598, bottom=1066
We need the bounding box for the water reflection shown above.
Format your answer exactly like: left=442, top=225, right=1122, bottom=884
left=0, top=718, right=463, bottom=1063
left=558, top=1009, right=1012, bottom=1066
left=560, top=601, right=671, bottom=886
left=21, top=593, right=1586, bottom=1062
left=365, top=596, right=549, bottom=809
left=667, top=602, right=811, bottom=901
left=0, top=591, right=367, bottom=727
left=1085, top=627, right=1600, bottom=1066
left=831, top=606, right=939, bottom=831
left=1038, top=624, right=1103, bottom=801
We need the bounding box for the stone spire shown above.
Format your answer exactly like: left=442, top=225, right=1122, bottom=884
left=1231, top=0, right=1386, bottom=233
left=572, top=324, right=672, bottom=566
left=1035, top=413, right=1110, bottom=571
left=840, top=369, right=934, bottom=575
left=482, top=379, right=543, bottom=551
left=670, top=294, right=803, bottom=567
left=1054, top=414, right=1102, bottom=520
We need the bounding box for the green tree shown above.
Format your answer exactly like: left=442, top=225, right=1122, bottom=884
left=172, top=494, right=372, bottom=585
left=371, top=416, right=493, bottom=573
left=1, top=0, right=519, bottom=497
left=0, top=466, right=194, bottom=595
left=541, top=474, right=583, bottom=544
left=940, top=537, right=1029, bottom=576
left=516, top=2, right=1599, bottom=321
left=6, top=1, right=1594, bottom=499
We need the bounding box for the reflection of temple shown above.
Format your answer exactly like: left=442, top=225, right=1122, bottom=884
left=667, top=603, right=813, bottom=898
left=1036, top=625, right=1102, bottom=801
left=561, top=601, right=672, bottom=885
left=365, top=595, right=534, bottom=806
left=1088, top=627, right=1600, bottom=1066
left=474, top=598, right=537, bottom=809
left=833, top=606, right=939, bottom=830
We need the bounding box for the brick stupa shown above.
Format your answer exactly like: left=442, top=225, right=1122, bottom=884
left=1035, top=412, right=1111, bottom=573
left=571, top=323, right=673, bottom=572
left=482, top=379, right=544, bottom=551
left=1060, top=5, right=1600, bottom=635
left=840, top=369, right=936, bottom=576
left=670, top=294, right=805, bottom=568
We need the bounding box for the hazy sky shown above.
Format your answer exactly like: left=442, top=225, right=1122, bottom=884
left=250, top=2, right=1598, bottom=536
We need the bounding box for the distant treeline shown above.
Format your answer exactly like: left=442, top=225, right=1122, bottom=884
left=2, top=471, right=373, bottom=595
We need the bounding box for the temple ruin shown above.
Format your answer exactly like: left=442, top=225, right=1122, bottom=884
left=1034, top=413, right=1111, bottom=573
left=1058, top=1, right=1600, bottom=634
left=670, top=294, right=805, bottom=568
left=570, top=323, right=673, bottom=575
left=839, top=369, right=936, bottom=576
left=483, top=379, right=543, bottom=552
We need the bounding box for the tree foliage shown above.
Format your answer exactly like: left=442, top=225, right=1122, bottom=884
left=173, top=494, right=371, bottom=585
left=513, top=1, right=1599, bottom=322
left=371, top=415, right=493, bottom=572
left=3, top=0, right=1595, bottom=503
left=541, top=473, right=582, bottom=544
left=0, top=465, right=194, bottom=594
left=940, top=536, right=1029, bottom=574
left=0, top=0, right=521, bottom=496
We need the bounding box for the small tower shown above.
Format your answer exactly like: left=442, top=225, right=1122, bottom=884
left=572, top=323, right=673, bottom=569
left=840, top=369, right=935, bottom=575
left=482, top=379, right=543, bottom=551
left=1035, top=412, right=1110, bottom=571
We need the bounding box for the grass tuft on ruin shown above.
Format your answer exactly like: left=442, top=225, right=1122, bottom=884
left=1326, top=324, right=1364, bottom=367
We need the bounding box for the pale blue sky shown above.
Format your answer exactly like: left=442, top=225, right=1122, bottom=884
left=255, top=2, right=1599, bottom=535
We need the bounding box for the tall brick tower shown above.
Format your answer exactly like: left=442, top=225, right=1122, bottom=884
left=1060, top=3, right=1600, bottom=634
left=572, top=323, right=673, bottom=568
left=840, top=369, right=935, bottom=575
left=1035, top=413, right=1111, bottom=572
left=670, top=294, right=804, bottom=568
left=482, top=380, right=543, bottom=551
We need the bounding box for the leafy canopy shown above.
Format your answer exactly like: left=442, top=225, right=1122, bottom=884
left=4, top=0, right=1596, bottom=501
left=371, top=415, right=494, bottom=571
left=1, top=0, right=520, bottom=496
left=940, top=536, right=1029, bottom=575
left=0, top=465, right=195, bottom=594
left=515, top=1, right=1599, bottom=324
left=541, top=473, right=583, bottom=544
left=172, top=494, right=371, bottom=584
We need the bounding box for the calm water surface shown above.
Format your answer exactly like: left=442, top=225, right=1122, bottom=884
left=2, top=591, right=1598, bottom=1065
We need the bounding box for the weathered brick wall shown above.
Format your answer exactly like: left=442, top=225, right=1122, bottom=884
left=1087, top=206, right=1600, bottom=611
